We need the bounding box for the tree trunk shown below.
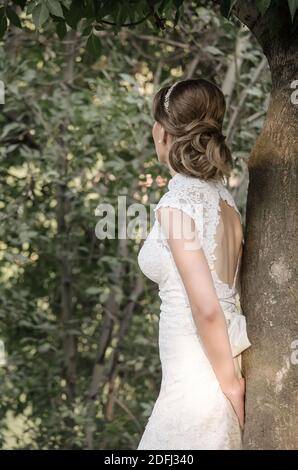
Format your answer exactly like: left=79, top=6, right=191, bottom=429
left=241, top=54, right=298, bottom=450
left=55, top=33, right=78, bottom=444
left=218, top=0, right=298, bottom=449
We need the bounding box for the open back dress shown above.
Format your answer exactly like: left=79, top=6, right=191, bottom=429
left=137, top=172, right=251, bottom=450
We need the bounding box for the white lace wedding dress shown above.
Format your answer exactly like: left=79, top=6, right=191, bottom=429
left=137, top=172, right=251, bottom=450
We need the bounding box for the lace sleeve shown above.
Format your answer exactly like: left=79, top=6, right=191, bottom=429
left=153, top=190, right=204, bottom=248
left=154, top=190, right=195, bottom=220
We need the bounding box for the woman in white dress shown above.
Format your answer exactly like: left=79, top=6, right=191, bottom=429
left=137, top=78, right=251, bottom=450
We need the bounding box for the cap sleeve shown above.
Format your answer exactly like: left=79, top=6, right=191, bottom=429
left=153, top=189, right=204, bottom=243
left=154, top=190, right=195, bottom=220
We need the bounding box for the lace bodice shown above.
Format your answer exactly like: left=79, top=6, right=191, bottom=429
left=138, top=172, right=243, bottom=291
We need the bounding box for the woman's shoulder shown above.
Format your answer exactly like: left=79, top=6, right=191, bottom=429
left=156, top=173, right=217, bottom=208
left=154, top=173, right=241, bottom=219
left=153, top=186, right=204, bottom=222
left=154, top=188, right=193, bottom=213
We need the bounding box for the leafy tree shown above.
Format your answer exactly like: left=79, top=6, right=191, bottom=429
left=1, top=0, right=297, bottom=449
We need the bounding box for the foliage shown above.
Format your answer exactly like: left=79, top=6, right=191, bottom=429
left=0, top=1, right=297, bottom=54
left=0, top=1, right=270, bottom=449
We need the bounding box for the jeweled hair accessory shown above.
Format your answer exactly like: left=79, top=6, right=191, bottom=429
left=164, top=81, right=180, bottom=114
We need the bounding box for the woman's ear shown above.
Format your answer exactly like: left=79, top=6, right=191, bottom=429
left=164, top=128, right=173, bottom=147
left=157, top=125, right=165, bottom=144
left=161, top=126, right=167, bottom=144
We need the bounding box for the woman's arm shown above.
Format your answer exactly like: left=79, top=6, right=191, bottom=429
left=156, top=205, right=245, bottom=427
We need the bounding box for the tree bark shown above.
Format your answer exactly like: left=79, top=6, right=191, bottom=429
left=241, top=80, right=298, bottom=450
left=231, top=1, right=298, bottom=449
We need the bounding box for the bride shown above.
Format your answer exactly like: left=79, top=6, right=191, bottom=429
left=137, top=78, right=251, bottom=450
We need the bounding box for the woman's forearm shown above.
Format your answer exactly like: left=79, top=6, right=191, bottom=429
left=193, top=306, right=237, bottom=390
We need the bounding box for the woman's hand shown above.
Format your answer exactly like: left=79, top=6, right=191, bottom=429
left=222, top=377, right=246, bottom=430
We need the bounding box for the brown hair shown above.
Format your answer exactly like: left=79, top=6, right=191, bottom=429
left=152, top=78, right=232, bottom=181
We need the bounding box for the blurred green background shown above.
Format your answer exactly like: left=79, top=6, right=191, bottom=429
left=0, top=2, right=270, bottom=449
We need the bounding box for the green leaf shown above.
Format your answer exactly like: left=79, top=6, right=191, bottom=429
left=63, top=0, right=83, bottom=28
left=288, top=0, right=298, bottom=21
left=159, top=0, right=174, bottom=17
left=0, top=7, right=7, bottom=38
left=86, top=32, right=102, bottom=57
left=56, top=19, right=67, bottom=39
left=220, top=0, right=236, bottom=18
left=83, top=0, right=97, bottom=18
left=173, top=0, right=183, bottom=26
left=115, top=5, right=128, bottom=25
left=85, top=286, right=101, bottom=295
left=38, top=343, right=52, bottom=353
left=32, top=3, right=50, bottom=29
left=205, top=45, right=224, bottom=56
left=46, top=0, right=64, bottom=19
left=82, top=24, right=92, bottom=36
left=12, top=0, right=26, bottom=8
left=256, top=0, right=272, bottom=15
left=79, top=18, right=93, bottom=35
left=6, top=6, right=22, bottom=28
left=26, top=3, right=37, bottom=14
